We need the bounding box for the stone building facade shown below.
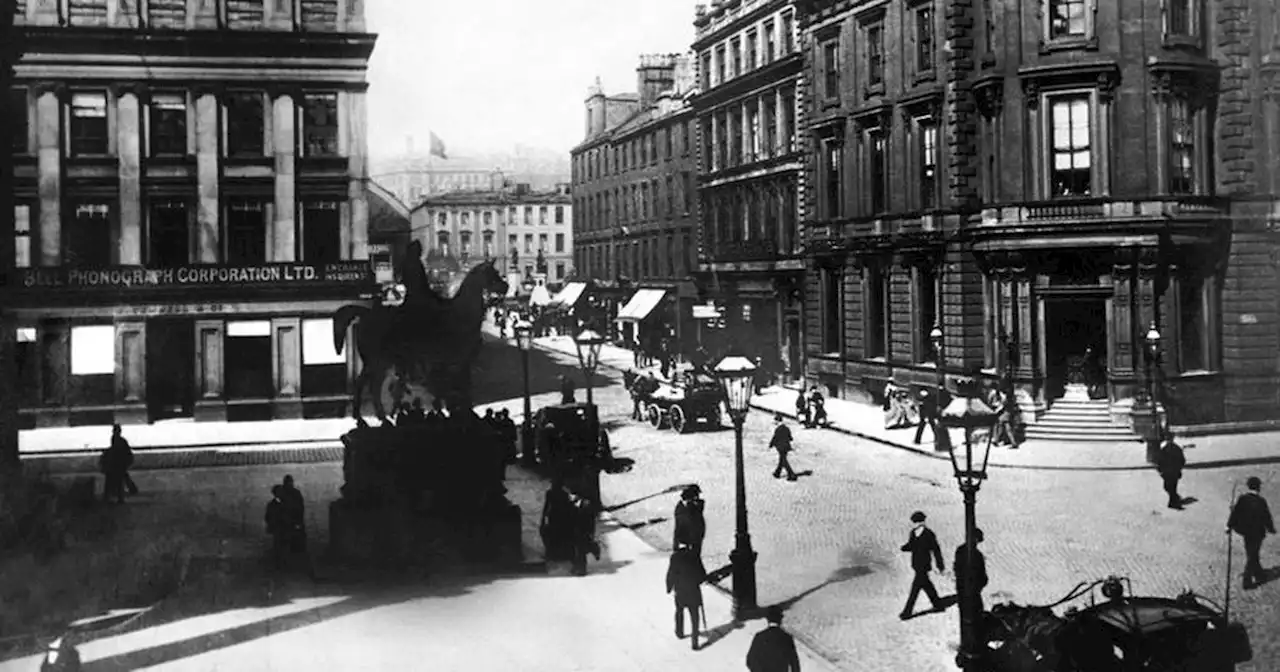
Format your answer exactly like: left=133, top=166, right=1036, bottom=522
left=693, top=0, right=806, bottom=380
left=798, top=0, right=1280, bottom=431
left=410, top=187, right=573, bottom=291
left=9, top=0, right=376, bottom=427
left=571, top=54, right=700, bottom=352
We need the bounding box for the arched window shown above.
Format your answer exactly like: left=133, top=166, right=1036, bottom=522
left=436, top=231, right=450, bottom=256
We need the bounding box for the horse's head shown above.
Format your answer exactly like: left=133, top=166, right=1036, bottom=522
left=472, top=259, right=508, bottom=298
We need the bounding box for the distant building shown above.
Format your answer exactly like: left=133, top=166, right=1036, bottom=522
left=373, top=160, right=506, bottom=206
left=692, top=0, right=804, bottom=379
left=8, top=0, right=376, bottom=427
left=409, top=186, right=573, bottom=292
left=571, top=54, right=700, bottom=353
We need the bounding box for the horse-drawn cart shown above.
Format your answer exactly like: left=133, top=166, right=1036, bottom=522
left=641, top=373, right=726, bottom=434
left=981, top=575, right=1251, bottom=672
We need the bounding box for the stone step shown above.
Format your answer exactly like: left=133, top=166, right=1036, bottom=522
left=1042, top=407, right=1114, bottom=419
left=1022, top=431, right=1143, bottom=443
left=1025, top=425, right=1140, bottom=440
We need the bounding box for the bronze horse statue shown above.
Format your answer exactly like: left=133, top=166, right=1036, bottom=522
left=332, top=259, right=509, bottom=427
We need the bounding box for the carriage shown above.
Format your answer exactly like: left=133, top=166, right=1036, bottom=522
left=638, top=372, right=727, bottom=434
left=980, top=575, right=1251, bottom=672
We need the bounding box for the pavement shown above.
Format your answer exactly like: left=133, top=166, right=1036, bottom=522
left=0, top=464, right=835, bottom=672
left=529, top=334, right=1280, bottom=472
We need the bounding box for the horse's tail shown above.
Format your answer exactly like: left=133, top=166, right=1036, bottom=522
left=333, top=304, right=369, bottom=354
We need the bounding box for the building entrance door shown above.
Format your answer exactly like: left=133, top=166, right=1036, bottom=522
left=146, top=318, right=195, bottom=421
left=1044, top=297, right=1108, bottom=402
left=784, top=316, right=801, bottom=384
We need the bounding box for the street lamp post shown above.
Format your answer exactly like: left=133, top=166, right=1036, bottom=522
left=930, top=323, right=946, bottom=452
left=1144, top=323, right=1162, bottom=464
left=939, top=378, right=1000, bottom=672
left=574, top=329, right=605, bottom=407
left=714, top=355, right=759, bottom=620
left=514, top=321, right=535, bottom=465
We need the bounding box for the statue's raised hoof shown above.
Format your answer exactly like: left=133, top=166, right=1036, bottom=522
left=355, top=418, right=369, bottom=429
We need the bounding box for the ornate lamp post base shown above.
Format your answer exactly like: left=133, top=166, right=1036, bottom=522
left=729, top=543, right=758, bottom=620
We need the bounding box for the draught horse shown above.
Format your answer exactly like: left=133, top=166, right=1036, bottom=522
left=332, top=260, right=509, bottom=427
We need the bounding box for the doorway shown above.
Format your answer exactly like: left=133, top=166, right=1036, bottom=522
left=146, top=318, right=195, bottom=421
left=1044, top=297, right=1108, bottom=402
left=784, top=316, right=801, bottom=384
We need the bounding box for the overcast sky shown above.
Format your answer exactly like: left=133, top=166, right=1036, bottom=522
left=365, top=0, right=698, bottom=160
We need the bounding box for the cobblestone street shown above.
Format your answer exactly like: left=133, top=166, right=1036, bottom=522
left=585, top=378, right=1280, bottom=671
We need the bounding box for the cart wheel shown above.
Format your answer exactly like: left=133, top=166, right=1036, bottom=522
left=670, top=405, right=688, bottom=434
left=648, top=405, right=664, bottom=429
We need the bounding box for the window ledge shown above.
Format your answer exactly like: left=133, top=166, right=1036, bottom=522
left=1039, top=35, right=1098, bottom=54
left=863, top=83, right=886, bottom=99
left=911, top=70, right=936, bottom=86
left=1176, top=369, right=1219, bottom=379
left=1161, top=34, right=1202, bottom=51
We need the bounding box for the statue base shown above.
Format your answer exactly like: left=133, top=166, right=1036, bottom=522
left=1063, top=383, right=1092, bottom=402
left=328, top=418, right=523, bottom=568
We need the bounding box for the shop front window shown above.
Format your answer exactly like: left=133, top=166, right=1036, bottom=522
left=225, top=321, right=273, bottom=400
left=302, top=318, right=347, bottom=396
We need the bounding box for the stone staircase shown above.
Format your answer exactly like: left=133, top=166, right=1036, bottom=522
left=1024, top=397, right=1142, bottom=442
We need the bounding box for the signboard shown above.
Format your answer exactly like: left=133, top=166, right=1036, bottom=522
left=13, top=261, right=374, bottom=291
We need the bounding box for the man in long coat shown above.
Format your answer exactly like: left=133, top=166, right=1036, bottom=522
left=1157, top=436, right=1186, bottom=509
left=673, top=485, right=706, bottom=557
left=1228, top=476, right=1276, bottom=589
left=665, top=543, right=706, bottom=650
left=769, top=414, right=798, bottom=481
left=747, top=606, right=801, bottom=672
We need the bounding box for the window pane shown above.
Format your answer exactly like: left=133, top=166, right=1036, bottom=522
left=226, top=200, right=267, bottom=264
left=226, top=92, right=265, bottom=156
left=147, top=0, right=185, bottom=28
left=303, top=93, right=338, bottom=157
left=226, top=0, right=265, bottom=28
left=14, top=205, right=31, bottom=269
left=303, top=318, right=345, bottom=365
left=66, top=203, right=112, bottom=266
left=71, top=325, right=115, bottom=375
left=10, top=88, right=27, bottom=153
left=300, top=0, right=338, bottom=30
left=227, top=320, right=271, bottom=337
left=1179, top=278, right=1205, bottom=370
left=302, top=201, right=341, bottom=262
left=70, top=92, right=108, bottom=155
left=150, top=94, right=187, bottom=156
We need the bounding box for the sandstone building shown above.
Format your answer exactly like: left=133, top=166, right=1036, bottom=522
left=9, top=0, right=376, bottom=426
left=797, top=0, right=1280, bottom=433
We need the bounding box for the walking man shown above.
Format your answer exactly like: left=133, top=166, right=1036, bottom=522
left=1228, top=476, right=1276, bottom=589
left=665, top=543, right=707, bottom=650
left=768, top=414, right=798, bottom=481
left=913, top=389, right=942, bottom=446
left=900, top=511, right=945, bottom=619
left=954, top=528, right=990, bottom=623
left=673, top=484, right=706, bottom=558
left=746, top=606, right=801, bottom=672
left=1157, top=435, right=1186, bottom=509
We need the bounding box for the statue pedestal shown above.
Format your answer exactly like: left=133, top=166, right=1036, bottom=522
left=329, top=420, right=524, bottom=569
left=1063, top=383, right=1092, bottom=402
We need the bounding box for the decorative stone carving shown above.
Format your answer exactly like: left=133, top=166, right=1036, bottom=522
left=974, top=77, right=1004, bottom=118
left=1096, top=70, right=1120, bottom=103
left=1021, top=78, right=1040, bottom=109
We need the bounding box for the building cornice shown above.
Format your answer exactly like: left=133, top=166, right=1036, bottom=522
left=16, top=25, right=378, bottom=62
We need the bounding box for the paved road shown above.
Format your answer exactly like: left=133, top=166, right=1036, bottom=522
left=586, top=380, right=1280, bottom=671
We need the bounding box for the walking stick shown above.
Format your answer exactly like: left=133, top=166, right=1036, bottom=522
left=1224, top=480, right=1239, bottom=621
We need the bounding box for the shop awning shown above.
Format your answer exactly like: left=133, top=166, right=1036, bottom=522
left=616, top=289, right=666, bottom=322
left=552, top=282, right=588, bottom=310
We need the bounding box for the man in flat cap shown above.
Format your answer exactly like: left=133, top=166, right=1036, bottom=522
left=1228, top=476, right=1276, bottom=589
left=900, top=510, right=945, bottom=619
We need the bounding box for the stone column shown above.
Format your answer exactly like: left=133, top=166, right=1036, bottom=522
left=271, top=91, right=297, bottom=262
left=1015, top=275, right=1035, bottom=376
left=114, top=85, right=144, bottom=265
left=1111, top=252, right=1135, bottom=375
left=34, top=85, right=63, bottom=266
left=31, top=0, right=59, bottom=26
left=344, top=0, right=365, bottom=31
left=194, top=87, right=221, bottom=263
left=709, top=114, right=719, bottom=171
left=266, top=0, right=294, bottom=30
left=194, top=319, right=226, bottom=421
left=114, top=321, right=147, bottom=424
left=346, top=89, right=370, bottom=260
left=113, top=0, right=140, bottom=27
left=189, top=0, right=218, bottom=29
left=775, top=88, right=785, bottom=154
left=271, top=317, right=302, bottom=419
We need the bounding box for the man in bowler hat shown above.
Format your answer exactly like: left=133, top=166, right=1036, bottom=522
left=746, top=606, right=801, bottom=672
left=673, top=484, right=706, bottom=557
left=769, top=414, right=798, bottom=481
left=954, top=528, right=989, bottom=616
left=1228, top=476, right=1276, bottom=589
left=900, top=510, right=945, bottom=619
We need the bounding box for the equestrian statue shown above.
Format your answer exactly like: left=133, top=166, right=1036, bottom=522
left=332, top=240, right=509, bottom=426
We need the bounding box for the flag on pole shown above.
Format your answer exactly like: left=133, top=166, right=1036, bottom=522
left=429, top=131, right=448, bottom=159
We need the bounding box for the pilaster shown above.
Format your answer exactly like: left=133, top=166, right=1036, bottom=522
left=266, top=0, right=294, bottom=30
left=189, top=0, right=217, bottom=29
left=37, top=322, right=69, bottom=427
left=194, top=320, right=226, bottom=421
left=1111, top=254, right=1135, bottom=374
left=272, top=317, right=303, bottom=419
left=343, top=0, right=364, bottom=31
left=114, top=321, right=147, bottom=425
left=271, top=92, right=297, bottom=262
left=31, top=0, right=59, bottom=25
left=346, top=90, right=369, bottom=259
left=35, top=86, right=62, bottom=266
left=116, top=87, right=143, bottom=265
left=114, top=0, right=140, bottom=28
left=195, top=91, right=221, bottom=263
